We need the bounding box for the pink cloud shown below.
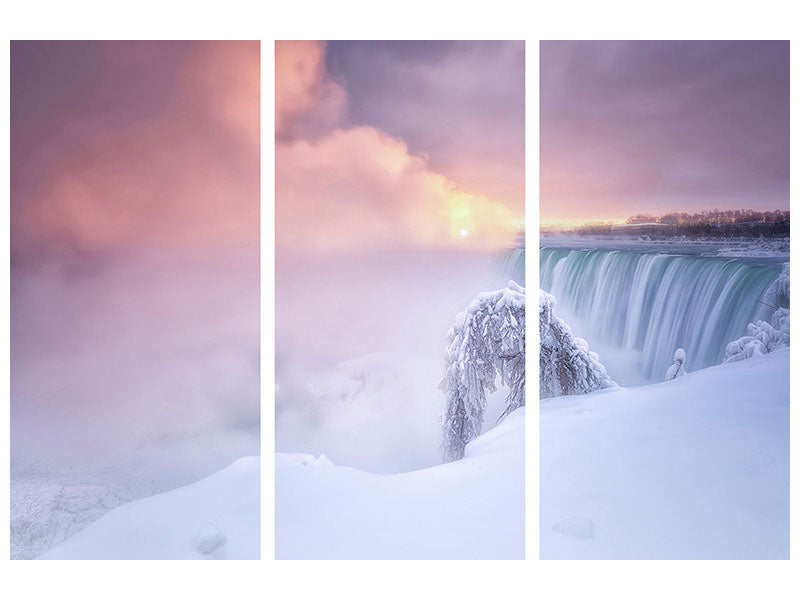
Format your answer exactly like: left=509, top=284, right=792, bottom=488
left=12, top=41, right=260, bottom=260
left=277, top=126, right=518, bottom=254
left=275, top=41, right=520, bottom=255
left=275, top=40, right=346, bottom=141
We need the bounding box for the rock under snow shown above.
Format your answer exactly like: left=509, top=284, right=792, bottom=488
left=193, top=522, right=227, bottom=555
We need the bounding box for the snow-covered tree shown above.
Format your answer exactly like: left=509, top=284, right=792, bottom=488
left=539, top=290, right=616, bottom=399
left=664, top=348, right=687, bottom=380
left=441, top=281, right=525, bottom=463
left=724, top=308, right=789, bottom=362
left=764, top=262, right=790, bottom=309
left=725, top=263, right=790, bottom=362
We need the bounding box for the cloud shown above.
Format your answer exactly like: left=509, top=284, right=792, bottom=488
left=540, top=41, right=789, bottom=223
left=275, top=41, right=521, bottom=255
left=277, top=125, right=518, bottom=254
left=10, top=43, right=261, bottom=470
left=326, top=41, right=525, bottom=212
left=275, top=40, right=346, bottom=141
left=11, top=41, right=260, bottom=262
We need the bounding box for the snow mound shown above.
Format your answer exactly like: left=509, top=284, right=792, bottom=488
left=39, top=457, right=259, bottom=560
left=541, top=349, right=789, bottom=559
left=539, top=290, right=616, bottom=398
left=193, top=522, right=227, bottom=555
left=664, top=347, right=687, bottom=380
left=552, top=517, right=594, bottom=540
left=276, top=408, right=525, bottom=559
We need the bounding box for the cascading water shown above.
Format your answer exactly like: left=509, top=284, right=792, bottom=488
left=540, top=247, right=782, bottom=382
left=497, top=234, right=525, bottom=285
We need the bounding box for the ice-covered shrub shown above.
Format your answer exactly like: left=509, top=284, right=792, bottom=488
left=664, top=348, right=688, bottom=380
left=441, top=281, right=525, bottom=462
left=724, top=308, right=789, bottom=362
left=725, top=263, right=790, bottom=362
left=539, top=290, right=616, bottom=399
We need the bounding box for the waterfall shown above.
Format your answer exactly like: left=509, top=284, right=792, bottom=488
left=540, top=248, right=782, bottom=381
left=498, top=234, right=525, bottom=285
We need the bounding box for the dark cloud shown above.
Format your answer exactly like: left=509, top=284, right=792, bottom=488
left=326, top=40, right=525, bottom=209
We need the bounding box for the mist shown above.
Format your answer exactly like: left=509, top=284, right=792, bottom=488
left=12, top=248, right=259, bottom=466
left=276, top=248, right=515, bottom=473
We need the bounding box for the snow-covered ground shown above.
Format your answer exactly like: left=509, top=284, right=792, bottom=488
left=276, top=408, right=525, bottom=559
left=11, top=429, right=258, bottom=559
left=39, top=457, right=259, bottom=560
left=11, top=253, right=260, bottom=559
left=541, top=348, right=789, bottom=559
left=11, top=465, right=154, bottom=560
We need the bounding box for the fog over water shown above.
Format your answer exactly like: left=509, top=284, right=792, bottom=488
left=12, top=248, right=260, bottom=468
left=10, top=41, right=260, bottom=558
left=276, top=249, right=517, bottom=473
left=274, top=41, right=524, bottom=473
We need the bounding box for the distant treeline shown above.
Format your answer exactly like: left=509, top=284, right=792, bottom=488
left=563, top=221, right=790, bottom=238
left=546, top=209, right=790, bottom=238
left=626, top=209, right=789, bottom=226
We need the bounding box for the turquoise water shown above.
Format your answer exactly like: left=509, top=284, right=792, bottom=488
left=498, top=246, right=525, bottom=285
left=540, top=247, right=782, bottom=381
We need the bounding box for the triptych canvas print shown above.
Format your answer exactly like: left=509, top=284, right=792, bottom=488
left=8, top=39, right=790, bottom=561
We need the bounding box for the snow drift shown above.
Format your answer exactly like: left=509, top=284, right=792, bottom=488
left=276, top=408, right=525, bottom=559
left=541, top=349, right=789, bottom=559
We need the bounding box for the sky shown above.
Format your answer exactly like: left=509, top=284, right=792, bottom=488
left=275, top=42, right=525, bottom=466
left=540, top=40, right=789, bottom=228
left=276, top=40, right=525, bottom=254
left=11, top=41, right=260, bottom=466
left=12, top=41, right=259, bottom=263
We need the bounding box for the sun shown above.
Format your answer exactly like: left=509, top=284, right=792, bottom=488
left=459, top=228, right=469, bottom=237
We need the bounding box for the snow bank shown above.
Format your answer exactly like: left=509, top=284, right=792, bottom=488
left=39, top=457, right=259, bottom=559
left=541, top=349, right=789, bottom=559
left=276, top=408, right=525, bottom=559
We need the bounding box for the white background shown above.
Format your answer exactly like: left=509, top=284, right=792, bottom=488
left=1, top=2, right=798, bottom=598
